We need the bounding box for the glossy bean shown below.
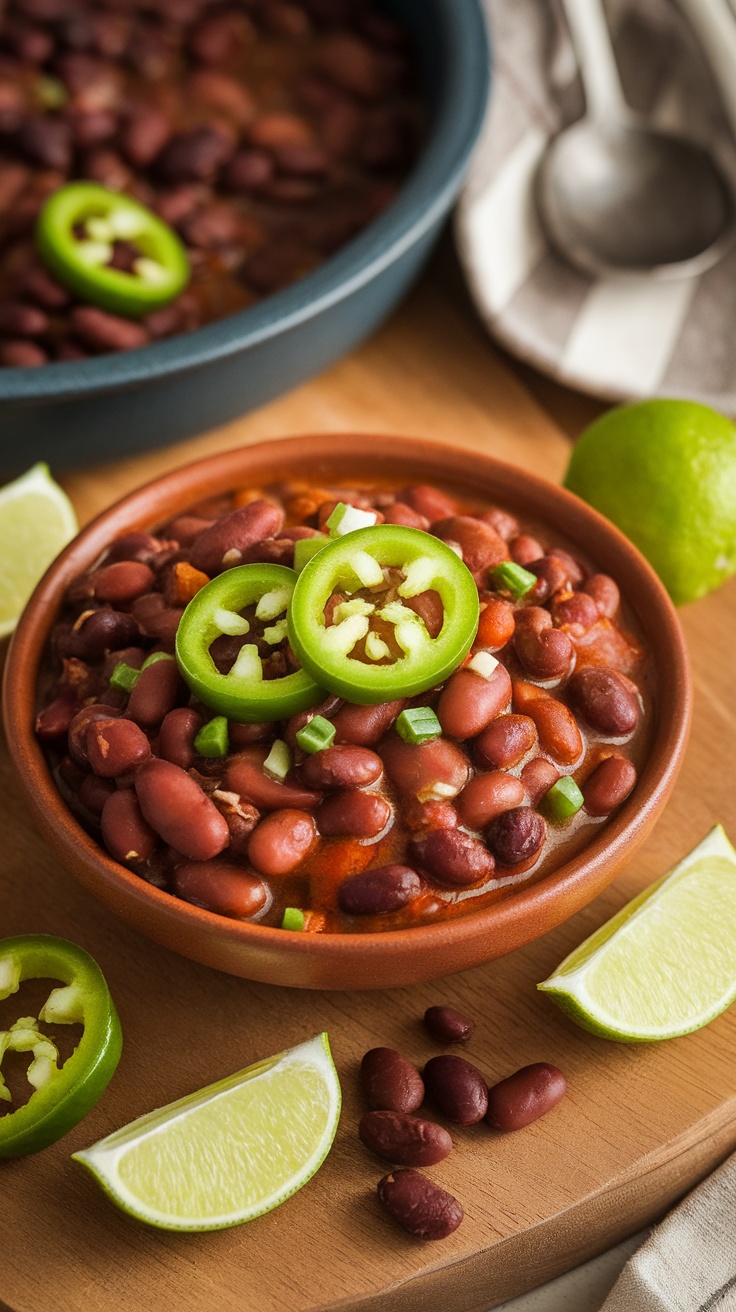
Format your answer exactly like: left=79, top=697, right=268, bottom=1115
left=380, top=735, right=470, bottom=803
left=475, top=714, right=537, bottom=770
left=437, top=663, right=512, bottom=740
left=228, top=721, right=275, bottom=748
left=520, top=757, right=560, bottom=806
left=568, top=667, right=641, bottom=737
left=130, top=593, right=184, bottom=647
left=396, top=484, right=457, bottom=524
left=383, top=500, right=429, bottom=530
left=583, top=756, right=637, bottom=816
left=359, top=1112, right=452, bottom=1167
left=93, top=561, right=155, bottom=605
left=225, top=747, right=322, bottom=811
left=476, top=598, right=515, bottom=650
left=100, top=788, right=157, bottom=864
left=300, top=745, right=382, bottom=790
left=332, top=698, right=404, bottom=745
left=456, top=771, right=525, bottom=830
left=377, top=1169, right=464, bottom=1241
left=163, top=515, right=215, bottom=546
left=173, top=861, right=269, bottom=920
left=514, top=616, right=574, bottom=681
left=423, top=1054, right=488, bottom=1125
left=410, top=828, right=494, bottom=887
left=247, top=809, right=317, bottom=876
left=284, top=695, right=342, bottom=750
left=528, top=698, right=583, bottom=765
left=104, top=531, right=162, bottom=565
left=66, top=608, right=140, bottom=659
left=221, top=803, right=260, bottom=856
left=68, top=704, right=121, bottom=768
left=190, top=501, right=284, bottom=575
left=78, top=772, right=115, bottom=816
left=317, top=790, right=391, bottom=839
left=583, top=573, right=620, bottom=619
left=339, top=864, right=422, bottom=915
left=486, top=807, right=546, bottom=866
left=126, top=657, right=185, bottom=728
left=405, top=588, right=444, bottom=638
left=402, top=798, right=458, bottom=833
left=486, top=1063, right=567, bottom=1131
left=158, top=707, right=204, bottom=770
left=510, top=534, right=544, bottom=565
left=551, top=592, right=599, bottom=633
left=35, top=694, right=78, bottom=741
left=361, top=1047, right=424, bottom=1113
left=135, top=758, right=230, bottom=860
left=431, top=515, right=508, bottom=579
left=85, top=717, right=151, bottom=778
left=423, top=1005, right=473, bottom=1045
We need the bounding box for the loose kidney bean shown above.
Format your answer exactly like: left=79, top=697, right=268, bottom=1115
left=100, top=788, right=157, bottom=864
left=127, top=657, right=185, bottom=729
left=130, top=593, right=185, bottom=647
left=438, top=663, right=512, bottom=740
left=361, top=1048, right=424, bottom=1113
left=360, top=1112, right=452, bottom=1167
left=486, top=1063, right=567, bottom=1131
left=225, top=747, right=322, bottom=811
left=568, top=667, right=641, bottom=737
left=410, top=829, right=494, bottom=887
left=480, top=507, right=519, bottom=541
left=332, top=698, right=404, bottom=745
left=68, top=704, right=121, bottom=768
left=93, top=561, right=155, bottom=606
left=551, top=592, right=599, bottom=633
left=35, top=694, right=78, bottom=741
left=300, top=745, right=382, bottom=790
left=247, top=809, right=317, bottom=876
left=486, top=807, right=546, bottom=866
left=583, top=573, right=620, bottom=619
left=528, top=698, right=583, bottom=765
left=456, top=771, right=525, bottom=831
left=396, top=484, right=457, bottom=524
left=190, top=501, right=284, bottom=575
left=510, top=534, right=544, bottom=565
left=583, top=755, right=637, bottom=815
left=423, top=1054, right=488, bottom=1125
left=317, top=789, right=391, bottom=839
left=424, top=1005, right=473, bottom=1045
left=173, top=861, right=269, bottom=920
left=476, top=598, right=515, bottom=650
left=380, top=735, right=470, bottom=803
left=383, top=500, right=429, bottom=530
left=66, top=608, right=140, bottom=659
left=432, top=515, right=508, bottom=580
left=475, top=714, right=537, bottom=770
left=377, top=1170, right=464, bottom=1241
left=70, top=306, right=150, bottom=353
left=78, top=772, right=115, bottom=816
left=135, top=758, right=230, bottom=860
left=86, top=717, right=151, bottom=778
left=520, top=757, right=559, bottom=805
left=402, top=798, right=458, bottom=833
left=339, top=864, right=422, bottom=915
left=158, top=707, right=204, bottom=770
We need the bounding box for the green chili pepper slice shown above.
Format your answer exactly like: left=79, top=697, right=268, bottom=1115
left=287, top=526, right=479, bottom=704
left=175, top=563, right=324, bottom=722
left=0, top=935, right=122, bottom=1158
left=36, top=183, right=189, bottom=319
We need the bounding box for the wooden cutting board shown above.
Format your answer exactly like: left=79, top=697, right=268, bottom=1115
left=2, top=247, right=735, bottom=1312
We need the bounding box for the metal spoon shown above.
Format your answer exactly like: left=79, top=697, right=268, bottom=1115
left=536, top=0, right=735, bottom=278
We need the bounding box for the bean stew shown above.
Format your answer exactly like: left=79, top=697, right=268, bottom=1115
left=35, top=475, right=653, bottom=933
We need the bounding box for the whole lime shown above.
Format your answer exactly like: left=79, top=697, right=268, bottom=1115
left=565, top=399, right=736, bottom=604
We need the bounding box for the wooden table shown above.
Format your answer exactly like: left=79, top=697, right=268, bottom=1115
left=2, top=244, right=735, bottom=1312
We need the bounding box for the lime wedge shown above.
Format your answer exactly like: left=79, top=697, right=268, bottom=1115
left=0, top=463, right=77, bottom=638
left=538, top=826, right=736, bottom=1041
left=72, top=1033, right=341, bottom=1231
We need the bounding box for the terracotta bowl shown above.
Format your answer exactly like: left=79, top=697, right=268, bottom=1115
left=3, top=436, right=692, bottom=989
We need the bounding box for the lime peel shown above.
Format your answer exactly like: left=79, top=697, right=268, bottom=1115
left=538, top=826, right=736, bottom=1042
left=0, top=463, right=78, bottom=638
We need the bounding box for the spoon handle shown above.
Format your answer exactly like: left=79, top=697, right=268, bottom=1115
left=676, top=0, right=736, bottom=139
left=560, top=0, right=630, bottom=121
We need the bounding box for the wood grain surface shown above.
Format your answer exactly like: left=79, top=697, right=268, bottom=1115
left=1, top=246, right=735, bottom=1312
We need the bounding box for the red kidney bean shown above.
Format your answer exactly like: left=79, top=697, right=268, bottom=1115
left=119, top=104, right=171, bottom=168
left=225, top=148, right=275, bottom=192
left=162, top=515, right=215, bottom=546
left=550, top=549, right=585, bottom=588
left=432, top=515, right=508, bottom=580
left=361, top=1048, right=424, bottom=1113
left=220, top=802, right=260, bottom=856
left=377, top=1170, right=463, bottom=1241
left=105, top=532, right=162, bottom=565
left=100, top=788, right=157, bottom=864
left=0, top=301, right=49, bottom=337
left=35, top=694, right=78, bottom=741
left=568, top=667, right=641, bottom=737
left=520, top=757, right=560, bottom=805
left=86, top=717, right=151, bottom=778
left=475, top=714, right=537, bottom=770
left=339, top=864, right=422, bottom=915
left=68, top=704, right=121, bottom=768
left=405, top=589, right=444, bottom=638
left=158, top=707, right=204, bottom=770
left=13, top=262, right=69, bottom=309
left=510, top=534, right=544, bottom=565
left=551, top=592, right=599, bottom=633
left=476, top=598, right=515, bottom=650
left=240, top=537, right=295, bottom=567
left=135, top=758, right=230, bottom=860
left=225, top=747, right=322, bottom=811
left=423, top=1054, right=488, bottom=1125
left=300, top=745, right=382, bottom=790
left=78, top=772, right=115, bottom=816
left=130, top=593, right=184, bottom=647
left=247, top=809, right=317, bottom=876
left=173, top=861, right=269, bottom=920
left=456, top=771, right=525, bottom=831
left=158, top=125, right=235, bottom=184
left=583, top=755, right=637, bottom=815
left=583, top=573, right=620, bottom=619
left=486, top=1063, right=567, bottom=1131
left=528, top=698, right=583, bottom=765
left=514, top=620, right=574, bottom=682
left=526, top=555, right=570, bottom=604
left=18, top=115, right=72, bottom=170
left=190, top=501, right=284, bottom=575
left=423, top=1005, right=474, bottom=1045
left=332, top=698, right=404, bottom=746
left=70, top=306, right=149, bottom=353
left=402, top=798, right=458, bottom=833
left=479, top=507, right=519, bottom=541
left=396, top=484, right=457, bottom=523
left=410, top=828, right=494, bottom=887
left=228, top=721, right=275, bottom=748
left=317, top=790, right=391, bottom=839
left=360, top=1112, right=452, bottom=1167
left=380, top=735, right=470, bottom=803
left=383, top=500, right=429, bottom=530
left=0, top=340, right=47, bottom=367
left=66, top=608, right=140, bottom=659
left=486, top=807, right=546, bottom=866
left=126, top=657, right=185, bottom=728
left=93, top=561, right=155, bottom=606
left=437, top=663, right=512, bottom=739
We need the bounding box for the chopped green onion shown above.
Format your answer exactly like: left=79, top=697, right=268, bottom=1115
left=263, top=618, right=289, bottom=645
left=142, top=650, right=175, bottom=669
left=213, top=607, right=250, bottom=636
left=228, top=644, right=263, bottom=682
left=347, top=549, right=384, bottom=588
left=365, top=631, right=391, bottom=661
left=542, top=776, right=584, bottom=822
left=109, top=662, right=140, bottom=693
left=263, top=739, right=292, bottom=782
left=467, top=651, right=500, bottom=680
left=294, top=535, right=329, bottom=572
left=396, top=706, right=442, bottom=746
left=281, top=907, right=305, bottom=931
left=194, top=716, right=229, bottom=758
left=489, top=561, right=537, bottom=598
left=295, top=715, right=336, bottom=754
left=255, top=587, right=291, bottom=622
left=326, top=502, right=378, bottom=537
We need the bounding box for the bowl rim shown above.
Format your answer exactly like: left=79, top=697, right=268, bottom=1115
left=0, top=0, right=490, bottom=404
left=3, top=434, right=693, bottom=969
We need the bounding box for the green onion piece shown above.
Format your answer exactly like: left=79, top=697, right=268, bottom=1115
left=281, top=907, right=305, bottom=932
left=489, top=561, right=537, bottom=598
left=542, top=776, right=584, bottom=822
left=109, top=662, right=141, bottom=693
left=396, top=706, right=442, bottom=746
left=295, top=715, right=336, bottom=755
left=194, top=716, right=229, bottom=759
left=294, top=535, right=329, bottom=572
left=263, top=738, right=292, bottom=782
left=325, top=502, right=378, bottom=537
left=141, top=651, right=176, bottom=669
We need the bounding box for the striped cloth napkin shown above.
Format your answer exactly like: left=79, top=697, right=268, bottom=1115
left=456, top=0, right=736, bottom=411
